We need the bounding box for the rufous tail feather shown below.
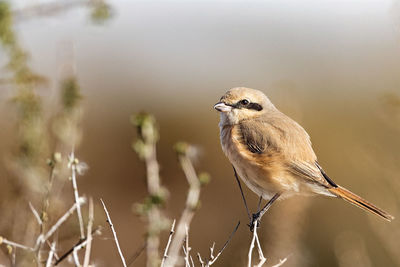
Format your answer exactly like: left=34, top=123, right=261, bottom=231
left=328, top=186, right=394, bottom=222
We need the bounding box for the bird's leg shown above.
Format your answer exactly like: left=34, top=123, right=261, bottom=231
left=250, top=193, right=281, bottom=232
left=232, top=166, right=252, bottom=222
left=257, top=196, right=263, bottom=213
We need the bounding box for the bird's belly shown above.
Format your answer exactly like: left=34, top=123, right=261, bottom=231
left=220, top=125, right=302, bottom=200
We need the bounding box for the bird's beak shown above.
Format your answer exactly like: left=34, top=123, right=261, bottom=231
left=214, top=102, right=232, bottom=112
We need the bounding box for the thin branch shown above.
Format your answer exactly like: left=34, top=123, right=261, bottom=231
left=248, top=220, right=266, bottom=267
left=54, top=227, right=101, bottom=266
left=29, top=202, right=42, bottom=226
left=42, top=197, right=86, bottom=243
left=161, top=219, right=176, bottom=267
left=184, top=225, right=191, bottom=267
left=45, top=241, right=56, bottom=267
left=133, top=114, right=166, bottom=267
left=254, top=225, right=266, bottom=267
left=164, top=146, right=202, bottom=267
left=83, top=197, right=94, bottom=267
left=101, top=199, right=127, bottom=267
left=206, top=221, right=240, bottom=266
left=127, top=241, right=147, bottom=266
left=271, top=257, right=288, bottom=267
left=196, top=221, right=240, bottom=267
left=0, top=238, right=34, bottom=251
left=68, top=152, right=85, bottom=240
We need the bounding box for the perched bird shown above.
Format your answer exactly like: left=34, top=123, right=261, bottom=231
left=214, top=87, right=394, bottom=221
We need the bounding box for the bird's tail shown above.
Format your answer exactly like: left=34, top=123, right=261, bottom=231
left=328, top=186, right=394, bottom=222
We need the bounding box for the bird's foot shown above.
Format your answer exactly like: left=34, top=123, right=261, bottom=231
left=248, top=212, right=261, bottom=232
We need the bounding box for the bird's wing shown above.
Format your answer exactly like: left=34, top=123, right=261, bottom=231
left=239, top=114, right=334, bottom=188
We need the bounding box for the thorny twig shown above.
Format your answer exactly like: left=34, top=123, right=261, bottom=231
left=127, top=241, right=147, bottom=266
left=184, top=225, right=191, bottom=267
left=197, top=221, right=241, bottom=267
left=45, top=241, right=56, bottom=267
left=161, top=219, right=176, bottom=267
left=132, top=113, right=167, bottom=267
left=271, top=257, right=289, bottom=267
left=101, top=199, right=127, bottom=267
left=54, top=227, right=101, bottom=266
left=43, top=197, right=86, bottom=243
left=248, top=220, right=266, bottom=267
left=68, top=152, right=85, bottom=240
left=164, top=144, right=202, bottom=267
left=83, top=197, right=94, bottom=267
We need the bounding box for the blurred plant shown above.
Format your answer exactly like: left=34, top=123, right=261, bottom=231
left=0, top=1, right=106, bottom=265
left=0, top=0, right=48, bottom=192
left=132, top=113, right=169, bottom=267
left=89, top=0, right=113, bottom=24
left=130, top=114, right=238, bottom=267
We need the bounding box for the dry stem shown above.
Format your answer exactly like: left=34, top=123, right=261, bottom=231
left=248, top=220, right=266, bottom=267
left=161, top=219, right=176, bottom=267
left=164, top=147, right=201, bottom=267
left=68, top=152, right=85, bottom=240
left=101, top=199, right=127, bottom=267
left=83, top=197, right=94, bottom=267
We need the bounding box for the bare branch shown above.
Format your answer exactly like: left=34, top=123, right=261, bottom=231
left=184, top=225, right=191, bottom=267
left=68, top=152, right=85, bottom=240
left=29, top=202, right=42, bottom=226
left=195, top=221, right=240, bottom=267
left=248, top=220, right=266, bottom=267
left=54, top=227, right=101, bottom=266
left=132, top=113, right=167, bottom=267
left=161, top=219, right=176, bottom=267
left=164, top=144, right=202, bottom=267
left=45, top=241, right=56, bottom=267
left=83, top=197, right=94, bottom=267
left=0, top=237, right=34, bottom=251
left=206, top=221, right=240, bottom=266
left=101, top=199, right=127, bottom=267
left=127, top=241, right=147, bottom=266
left=43, top=197, right=86, bottom=243
left=271, top=257, right=288, bottom=267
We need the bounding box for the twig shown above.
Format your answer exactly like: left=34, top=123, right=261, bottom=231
left=271, top=257, right=288, bottom=267
left=133, top=114, right=166, bottom=267
left=68, top=152, right=85, bottom=240
left=54, top=227, right=101, bottom=266
left=197, top=221, right=241, bottom=267
left=29, top=202, right=42, bottom=226
left=161, top=219, right=176, bottom=267
left=0, top=238, right=34, bottom=251
left=42, top=197, right=86, bottom=243
left=83, top=197, right=94, bottom=267
left=45, top=241, right=56, bottom=267
left=101, top=199, right=127, bottom=267
left=248, top=220, right=266, bottom=267
left=164, top=145, right=202, bottom=267
left=184, top=225, right=191, bottom=267
left=127, top=241, right=147, bottom=266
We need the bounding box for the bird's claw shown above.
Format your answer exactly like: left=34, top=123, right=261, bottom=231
left=248, top=212, right=261, bottom=232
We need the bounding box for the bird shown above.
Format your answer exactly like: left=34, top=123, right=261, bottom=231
left=214, top=87, right=394, bottom=222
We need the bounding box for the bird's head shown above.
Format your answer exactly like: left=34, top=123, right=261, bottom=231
left=214, top=87, right=276, bottom=125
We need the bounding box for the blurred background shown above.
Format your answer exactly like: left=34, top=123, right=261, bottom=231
left=0, top=0, right=400, bottom=266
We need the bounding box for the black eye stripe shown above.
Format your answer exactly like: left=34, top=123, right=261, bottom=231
left=247, top=103, right=263, bottom=111
left=229, top=101, right=263, bottom=111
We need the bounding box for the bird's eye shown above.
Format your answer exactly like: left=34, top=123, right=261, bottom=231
left=240, top=99, right=250, bottom=106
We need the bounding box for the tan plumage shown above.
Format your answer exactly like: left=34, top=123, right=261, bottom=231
left=214, top=87, right=394, bottom=221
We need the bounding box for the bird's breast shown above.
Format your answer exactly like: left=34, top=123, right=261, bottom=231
left=219, top=124, right=281, bottom=199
